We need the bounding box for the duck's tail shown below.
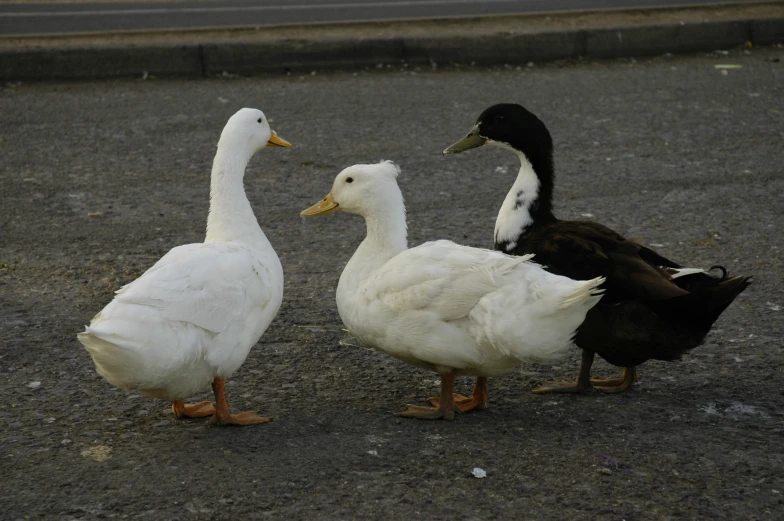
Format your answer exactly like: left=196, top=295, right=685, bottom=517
left=558, top=276, right=606, bottom=310
left=659, top=268, right=752, bottom=328
left=78, top=329, right=145, bottom=392
left=694, top=273, right=752, bottom=324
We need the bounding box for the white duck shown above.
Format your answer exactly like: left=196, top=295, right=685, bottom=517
left=301, top=161, right=605, bottom=420
left=78, top=108, right=290, bottom=426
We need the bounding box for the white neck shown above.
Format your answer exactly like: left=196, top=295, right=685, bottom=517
left=338, top=194, right=408, bottom=301
left=494, top=150, right=540, bottom=251
left=204, top=146, right=266, bottom=246
left=361, top=207, right=408, bottom=257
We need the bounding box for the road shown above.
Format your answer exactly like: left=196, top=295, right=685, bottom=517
left=0, top=0, right=773, bottom=36
left=1, top=48, right=783, bottom=520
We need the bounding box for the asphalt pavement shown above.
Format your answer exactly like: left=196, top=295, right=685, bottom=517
left=1, top=48, right=783, bottom=520
left=0, top=0, right=771, bottom=36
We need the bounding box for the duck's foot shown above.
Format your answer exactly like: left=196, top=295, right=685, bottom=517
left=398, top=370, right=459, bottom=421
left=532, top=349, right=595, bottom=394
left=429, top=376, right=488, bottom=412
left=591, top=366, right=640, bottom=387
left=210, top=410, right=272, bottom=426
left=398, top=404, right=458, bottom=420
left=532, top=380, right=592, bottom=394
left=208, top=377, right=271, bottom=427
left=171, top=400, right=216, bottom=419
left=592, top=367, right=637, bottom=393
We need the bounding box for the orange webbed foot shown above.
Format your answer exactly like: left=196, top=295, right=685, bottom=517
left=429, top=393, right=486, bottom=412
left=210, top=410, right=272, bottom=426
left=532, top=381, right=592, bottom=394
left=397, top=404, right=458, bottom=421
left=171, top=400, right=216, bottom=419
left=398, top=371, right=479, bottom=420
left=208, top=377, right=271, bottom=427
left=429, top=376, right=488, bottom=412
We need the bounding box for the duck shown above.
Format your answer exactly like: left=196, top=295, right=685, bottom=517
left=300, top=161, right=605, bottom=419
left=443, top=103, right=752, bottom=393
left=78, top=108, right=291, bottom=425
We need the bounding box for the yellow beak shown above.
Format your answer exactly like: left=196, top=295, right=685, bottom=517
left=267, top=130, right=291, bottom=148
left=301, top=192, right=340, bottom=216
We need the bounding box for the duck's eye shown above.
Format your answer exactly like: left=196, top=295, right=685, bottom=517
left=346, top=177, right=354, bottom=184
left=257, top=118, right=262, bottom=123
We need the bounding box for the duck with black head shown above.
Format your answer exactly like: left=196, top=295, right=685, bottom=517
left=444, top=103, right=752, bottom=394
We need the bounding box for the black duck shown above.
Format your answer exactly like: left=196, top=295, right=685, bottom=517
left=443, top=103, right=752, bottom=393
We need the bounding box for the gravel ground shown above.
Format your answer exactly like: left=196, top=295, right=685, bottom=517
left=1, top=47, right=783, bottom=520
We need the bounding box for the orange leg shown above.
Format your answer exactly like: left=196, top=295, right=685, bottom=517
left=592, top=366, right=638, bottom=393
left=171, top=400, right=215, bottom=419
left=209, top=377, right=271, bottom=426
left=533, top=349, right=595, bottom=394
left=429, top=376, right=488, bottom=412
left=398, top=370, right=459, bottom=420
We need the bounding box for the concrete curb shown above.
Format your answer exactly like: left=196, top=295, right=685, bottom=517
left=1, top=13, right=782, bottom=80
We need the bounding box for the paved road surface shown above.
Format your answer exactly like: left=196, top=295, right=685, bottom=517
left=1, top=48, right=782, bottom=520
left=0, top=0, right=772, bottom=36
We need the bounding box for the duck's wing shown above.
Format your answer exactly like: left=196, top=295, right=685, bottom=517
left=535, top=221, right=688, bottom=301
left=114, top=243, right=275, bottom=333
left=80, top=243, right=280, bottom=393
left=365, top=240, right=535, bottom=322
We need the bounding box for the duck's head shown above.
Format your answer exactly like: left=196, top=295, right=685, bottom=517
left=442, top=103, right=552, bottom=165
left=218, top=108, right=291, bottom=157
left=301, top=160, right=402, bottom=218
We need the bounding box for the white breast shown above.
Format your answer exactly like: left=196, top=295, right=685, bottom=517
left=493, top=146, right=540, bottom=250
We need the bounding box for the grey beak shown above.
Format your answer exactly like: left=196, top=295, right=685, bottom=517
left=443, top=126, right=486, bottom=155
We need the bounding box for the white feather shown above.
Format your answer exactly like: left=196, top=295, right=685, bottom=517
left=491, top=143, right=539, bottom=249
left=666, top=267, right=707, bottom=279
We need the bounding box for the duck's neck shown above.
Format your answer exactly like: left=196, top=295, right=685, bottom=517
left=494, top=149, right=555, bottom=252
left=342, top=195, right=408, bottom=293
left=357, top=198, right=408, bottom=265
left=205, top=147, right=266, bottom=246
left=363, top=209, right=408, bottom=256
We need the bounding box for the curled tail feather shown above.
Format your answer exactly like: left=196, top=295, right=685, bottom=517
left=558, top=276, right=606, bottom=309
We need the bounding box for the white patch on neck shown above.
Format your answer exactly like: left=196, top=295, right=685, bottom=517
left=490, top=141, right=540, bottom=251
